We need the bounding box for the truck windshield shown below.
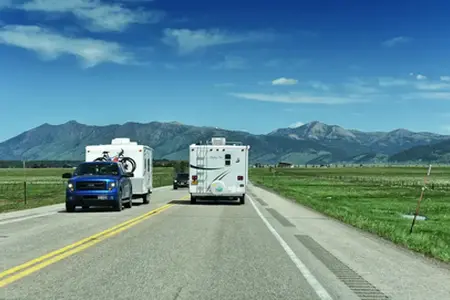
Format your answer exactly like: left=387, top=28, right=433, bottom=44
left=177, top=173, right=189, bottom=180
left=74, top=163, right=120, bottom=176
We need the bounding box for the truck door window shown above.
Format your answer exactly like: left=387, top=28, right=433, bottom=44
left=225, top=154, right=231, bottom=166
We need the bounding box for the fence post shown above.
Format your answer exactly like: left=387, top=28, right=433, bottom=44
left=23, top=181, right=27, bottom=205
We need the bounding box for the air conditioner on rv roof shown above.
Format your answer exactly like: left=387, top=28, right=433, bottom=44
left=211, top=137, right=226, bottom=145
left=111, top=138, right=135, bottom=145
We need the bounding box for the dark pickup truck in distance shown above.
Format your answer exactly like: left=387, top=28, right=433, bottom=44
left=173, top=172, right=189, bottom=189
left=62, top=161, right=133, bottom=212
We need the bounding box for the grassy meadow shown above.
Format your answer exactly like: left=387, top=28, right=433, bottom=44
left=0, top=167, right=174, bottom=213
left=250, top=166, right=450, bottom=263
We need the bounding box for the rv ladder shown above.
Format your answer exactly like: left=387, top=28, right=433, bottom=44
left=196, top=145, right=209, bottom=193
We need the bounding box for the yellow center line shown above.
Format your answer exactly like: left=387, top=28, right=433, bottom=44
left=0, top=195, right=189, bottom=287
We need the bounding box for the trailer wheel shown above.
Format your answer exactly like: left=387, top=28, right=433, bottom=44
left=142, top=193, right=150, bottom=204
left=190, top=195, right=196, bottom=204
left=239, top=195, right=245, bottom=205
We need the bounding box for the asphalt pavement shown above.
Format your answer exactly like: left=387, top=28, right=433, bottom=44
left=1, top=184, right=449, bottom=300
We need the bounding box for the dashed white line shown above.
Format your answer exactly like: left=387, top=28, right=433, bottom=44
left=248, top=195, right=334, bottom=300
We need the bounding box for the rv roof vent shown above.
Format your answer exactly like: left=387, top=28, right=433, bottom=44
left=211, top=137, right=226, bottom=146
left=111, top=138, right=132, bottom=145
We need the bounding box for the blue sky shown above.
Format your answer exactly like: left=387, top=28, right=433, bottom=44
left=1, top=0, right=450, bottom=142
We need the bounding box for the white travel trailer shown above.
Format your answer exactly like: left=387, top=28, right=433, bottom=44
left=85, top=138, right=153, bottom=204
left=189, top=137, right=250, bottom=205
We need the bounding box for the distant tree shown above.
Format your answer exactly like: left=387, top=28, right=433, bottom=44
left=179, top=160, right=188, bottom=172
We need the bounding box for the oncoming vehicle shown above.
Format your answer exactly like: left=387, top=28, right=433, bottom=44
left=62, top=161, right=133, bottom=212
left=173, top=172, right=189, bottom=189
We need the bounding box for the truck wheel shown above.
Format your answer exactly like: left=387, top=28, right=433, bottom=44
left=114, top=191, right=123, bottom=211
left=114, top=200, right=123, bottom=211
left=124, top=187, right=133, bottom=208
left=66, top=203, right=75, bottom=212
left=173, top=185, right=178, bottom=190
left=143, top=193, right=150, bottom=204
left=190, top=195, right=196, bottom=204
left=239, top=195, right=246, bottom=205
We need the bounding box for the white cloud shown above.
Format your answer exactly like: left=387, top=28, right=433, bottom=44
left=289, top=121, right=304, bottom=128
left=308, top=81, right=329, bottom=91
left=415, top=82, right=450, bottom=91
left=0, top=25, right=133, bottom=67
left=344, top=78, right=378, bottom=94
left=212, top=55, right=247, bottom=70
left=382, top=36, right=412, bottom=47
left=440, top=76, right=450, bottom=82
left=162, top=28, right=273, bottom=54
left=378, top=77, right=409, bottom=87
left=229, top=92, right=366, bottom=104
left=416, top=74, right=427, bottom=80
left=417, top=92, right=450, bottom=100
left=0, top=0, right=11, bottom=8
left=272, top=77, right=298, bottom=86
left=403, top=92, right=450, bottom=101
left=10, top=0, right=163, bottom=32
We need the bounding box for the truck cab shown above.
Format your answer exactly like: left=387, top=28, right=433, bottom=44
left=173, top=172, right=189, bottom=189
left=62, top=161, right=133, bottom=212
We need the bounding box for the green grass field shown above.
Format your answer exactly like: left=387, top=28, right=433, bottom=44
left=250, top=166, right=450, bottom=263
left=0, top=167, right=174, bottom=213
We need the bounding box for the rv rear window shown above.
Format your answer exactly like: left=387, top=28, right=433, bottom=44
left=225, top=160, right=231, bottom=166
left=225, top=154, right=231, bottom=159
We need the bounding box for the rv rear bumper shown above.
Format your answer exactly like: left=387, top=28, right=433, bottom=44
left=190, top=192, right=245, bottom=198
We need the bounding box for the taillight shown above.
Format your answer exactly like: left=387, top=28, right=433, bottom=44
left=192, top=175, right=198, bottom=180
left=237, top=176, right=243, bottom=181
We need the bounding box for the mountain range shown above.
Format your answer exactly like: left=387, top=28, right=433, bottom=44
left=1, top=120, right=449, bottom=164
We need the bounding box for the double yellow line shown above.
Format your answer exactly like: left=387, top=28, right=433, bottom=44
left=0, top=202, right=177, bottom=287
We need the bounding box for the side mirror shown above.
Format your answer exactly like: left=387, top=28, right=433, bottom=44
left=62, top=173, right=72, bottom=179
left=125, top=172, right=134, bottom=178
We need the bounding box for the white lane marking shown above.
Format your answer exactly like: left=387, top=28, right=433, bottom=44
left=248, top=195, right=334, bottom=300
left=0, top=212, right=58, bottom=225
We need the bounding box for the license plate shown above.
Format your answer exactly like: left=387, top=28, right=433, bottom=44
left=98, top=195, right=108, bottom=200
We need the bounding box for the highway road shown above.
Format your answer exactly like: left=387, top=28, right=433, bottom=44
left=1, top=184, right=450, bottom=300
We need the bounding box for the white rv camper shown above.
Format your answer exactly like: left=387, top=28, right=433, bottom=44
left=85, top=138, right=153, bottom=204
left=189, top=137, right=250, bottom=205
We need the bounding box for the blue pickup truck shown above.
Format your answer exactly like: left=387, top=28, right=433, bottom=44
left=62, top=161, right=133, bottom=212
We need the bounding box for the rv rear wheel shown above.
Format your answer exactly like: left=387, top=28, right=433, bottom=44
left=190, top=195, right=196, bottom=204
left=142, top=193, right=150, bottom=204
left=239, top=195, right=245, bottom=205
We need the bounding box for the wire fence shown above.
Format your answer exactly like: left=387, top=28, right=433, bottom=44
left=253, top=174, right=450, bottom=190
left=0, top=174, right=174, bottom=212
